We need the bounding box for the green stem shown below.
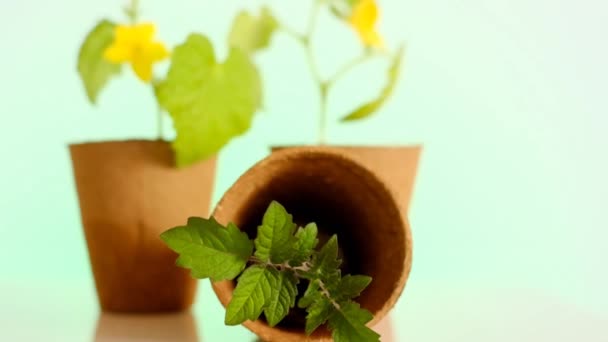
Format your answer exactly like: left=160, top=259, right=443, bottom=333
left=326, top=52, right=377, bottom=87
left=125, top=0, right=140, bottom=24
left=151, top=81, right=163, bottom=140
left=317, top=279, right=341, bottom=309
left=306, top=1, right=326, bottom=144
left=278, top=22, right=325, bottom=142
left=318, top=84, right=328, bottom=144
left=157, top=105, right=163, bottom=140
left=280, top=25, right=305, bottom=43
left=248, top=257, right=307, bottom=273
left=307, top=0, right=322, bottom=37
left=279, top=0, right=374, bottom=144
left=304, top=42, right=323, bottom=85
left=248, top=258, right=340, bottom=310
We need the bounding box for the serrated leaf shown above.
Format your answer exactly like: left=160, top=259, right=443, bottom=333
left=225, top=265, right=275, bottom=325
left=254, top=201, right=297, bottom=263
left=298, top=279, right=323, bottom=309
left=228, top=6, right=278, bottom=54
left=309, top=235, right=341, bottom=286
left=264, top=269, right=298, bottom=326
left=155, top=34, right=262, bottom=167
left=341, top=45, right=405, bottom=121
left=337, top=275, right=372, bottom=301
left=305, top=296, right=334, bottom=335
left=77, top=19, right=121, bottom=104
left=160, top=217, right=253, bottom=282
left=328, top=301, right=379, bottom=342
left=291, top=223, right=319, bottom=265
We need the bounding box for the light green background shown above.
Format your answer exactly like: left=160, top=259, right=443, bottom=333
left=1, top=0, right=607, bottom=341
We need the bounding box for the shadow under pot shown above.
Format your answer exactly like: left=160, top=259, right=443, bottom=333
left=212, top=147, right=418, bottom=341
left=70, top=140, right=216, bottom=313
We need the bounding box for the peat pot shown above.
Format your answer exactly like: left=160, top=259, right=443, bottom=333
left=70, top=140, right=216, bottom=312
left=212, top=146, right=421, bottom=341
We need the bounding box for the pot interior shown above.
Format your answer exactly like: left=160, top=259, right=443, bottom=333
left=219, top=152, right=408, bottom=333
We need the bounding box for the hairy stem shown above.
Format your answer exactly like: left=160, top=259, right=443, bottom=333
left=317, top=279, right=341, bottom=310
left=248, top=257, right=310, bottom=273
left=248, top=257, right=341, bottom=310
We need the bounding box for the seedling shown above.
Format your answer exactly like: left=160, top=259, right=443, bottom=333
left=161, top=201, right=380, bottom=341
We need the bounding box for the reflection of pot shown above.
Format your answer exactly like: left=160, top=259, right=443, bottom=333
left=373, top=316, right=396, bottom=342
left=94, top=312, right=199, bottom=342
left=70, top=140, right=216, bottom=312
left=212, top=146, right=421, bottom=341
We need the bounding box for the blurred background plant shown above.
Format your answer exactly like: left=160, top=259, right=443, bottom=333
left=77, top=0, right=262, bottom=167
left=77, top=0, right=405, bottom=166
left=230, top=0, right=405, bottom=144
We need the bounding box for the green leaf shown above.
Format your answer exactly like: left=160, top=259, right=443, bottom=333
left=160, top=217, right=253, bottom=282
left=341, top=45, right=405, bottom=121
left=298, top=279, right=323, bottom=309
left=336, top=275, right=372, bottom=301
left=77, top=19, right=121, bottom=104
left=155, top=34, right=262, bottom=167
left=330, top=0, right=359, bottom=18
left=305, top=296, right=334, bottom=335
left=264, top=270, right=298, bottom=327
left=328, top=301, right=379, bottom=342
left=290, top=223, right=319, bottom=265
left=161, top=200, right=379, bottom=340
left=228, top=6, right=278, bottom=54
left=225, top=265, right=276, bottom=325
left=254, top=201, right=297, bottom=263
left=298, top=236, right=345, bottom=335
left=309, top=235, right=342, bottom=285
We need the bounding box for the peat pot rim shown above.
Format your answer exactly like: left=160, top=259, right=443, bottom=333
left=68, top=139, right=219, bottom=170
left=211, top=147, right=413, bottom=341
left=68, top=138, right=171, bottom=149
left=271, top=144, right=423, bottom=152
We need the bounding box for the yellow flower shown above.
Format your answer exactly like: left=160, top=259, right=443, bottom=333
left=348, top=0, right=384, bottom=48
left=103, top=23, right=169, bottom=82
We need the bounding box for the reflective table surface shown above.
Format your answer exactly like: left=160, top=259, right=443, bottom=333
left=2, top=279, right=606, bottom=341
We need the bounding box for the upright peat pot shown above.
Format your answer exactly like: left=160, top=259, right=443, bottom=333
left=70, top=140, right=216, bottom=312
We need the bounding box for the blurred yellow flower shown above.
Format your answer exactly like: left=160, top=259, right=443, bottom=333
left=348, top=0, right=384, bottom=48
left=103, top=23, right=169, bottom=82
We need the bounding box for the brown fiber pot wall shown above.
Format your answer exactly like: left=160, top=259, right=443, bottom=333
left=272, top=145, right=422, bottom=214
left=211, top=146, right=421, bottom=341
left=70, top=140, right=216, bottom=312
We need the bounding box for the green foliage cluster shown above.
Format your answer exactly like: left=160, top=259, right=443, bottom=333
left=161, top=201, right=380, bottom=342
left=77, top=2, right=273, bottom=167
left=77, top=1, right=405, bottom=166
